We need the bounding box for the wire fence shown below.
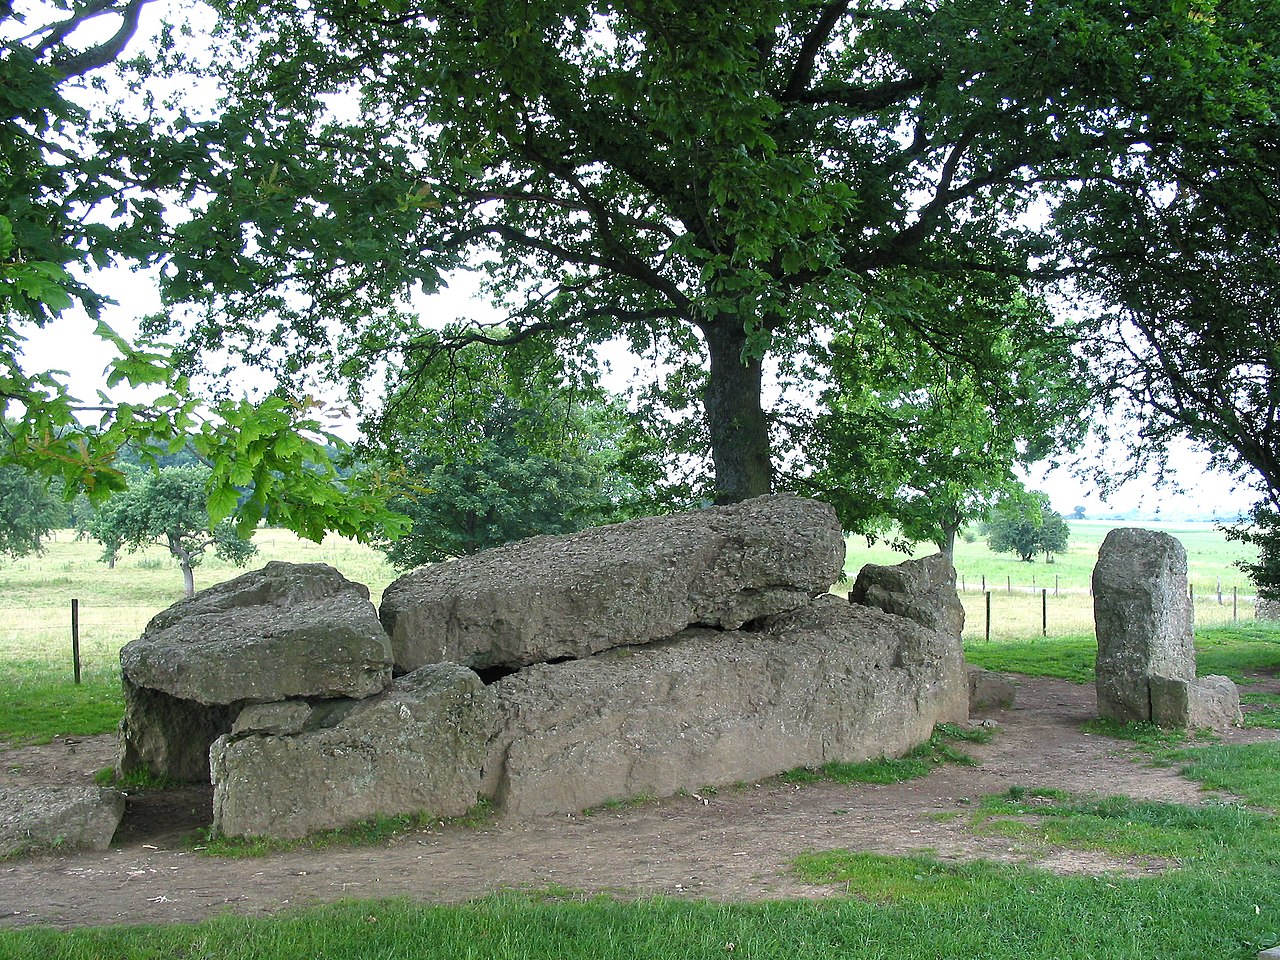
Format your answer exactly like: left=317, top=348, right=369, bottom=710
left=956, top=574, right=1260, bottom=642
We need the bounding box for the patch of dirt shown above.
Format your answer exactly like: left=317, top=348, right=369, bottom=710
left=2, top=676, right=1276, bottom=930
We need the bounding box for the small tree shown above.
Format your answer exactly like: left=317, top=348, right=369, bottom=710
left=1039, top=512, right=1071, bottom=564
left=86, top=466, right=257, bottom=596
left=0, top=465, right=64, bottom=559
left=985, top=494, right=1070, bottom=563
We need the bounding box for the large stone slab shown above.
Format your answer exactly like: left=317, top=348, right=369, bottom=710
left=211, top=663, right=497, bottom=839
left=0, top=786, right=124, bottom=857
left=1149, top=674, right=1242, bottom=730
left=849, top=553, right=965, bottom=638
left=1093, top=528, right=1195, bottom=723
left=122, top=561, right=392, bottom=705
left=480, top=595, right=967, bottom=816
left=381, top=494, right=846, bottom=673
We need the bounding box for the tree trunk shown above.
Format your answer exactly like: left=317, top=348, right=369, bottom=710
left=700, top=319, right=774, bottom=504
left=168, top=534, right=196, bottom=597
left=939, top=523, right=958, bottom=561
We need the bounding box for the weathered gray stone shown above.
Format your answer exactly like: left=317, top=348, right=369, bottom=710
left=1093, top=528, right=1195, bottom=723
left=381, top=494, right=846, bottom=673
left=122, top=561, right=392, bottom=705
left=849, top=553, right=965, bottom=638
left=481, top=595, right=967, bottom=816
left=232, top=701, right=313, bottom=736
left=0, top=786, right=124, bottom=857
left=1258, top=599, right=1280, bottom=622
left=967, top=665, right=1016, bottom=711
left=211, top=664, right=497, bottom=839
left=1149, top=674, right=1242, bottom=730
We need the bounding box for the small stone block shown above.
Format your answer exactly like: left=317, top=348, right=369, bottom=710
left=1257, top=947, right=1280, bottom=960
left=967, top=665, right=1016, bottom=711
left=232, top=701, right=314, bottom=736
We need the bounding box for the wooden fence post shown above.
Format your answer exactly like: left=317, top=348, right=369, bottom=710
left=71, top=599, right=81, bottom=686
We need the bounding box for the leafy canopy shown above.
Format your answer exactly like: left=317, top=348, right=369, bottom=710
left=0, top=462, right=63, bottom=559
left=0, top=0, right=409, bottom=544
left=371, top=344, right=658, bottom=569
left=113, top=0, right=1247, bottom=505
left=808, top=277, right=1087, bottom=553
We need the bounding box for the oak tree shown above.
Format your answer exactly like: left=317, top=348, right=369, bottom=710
left=124, top=0, right=1236, bottom=503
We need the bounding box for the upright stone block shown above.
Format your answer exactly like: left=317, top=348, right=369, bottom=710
left=849, top=553, right=965, bottom=639
left=1093, top=528, right=1194, bottom=723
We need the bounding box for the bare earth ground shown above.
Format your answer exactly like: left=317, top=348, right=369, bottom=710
left=3, top=675, right=1278, bottom=931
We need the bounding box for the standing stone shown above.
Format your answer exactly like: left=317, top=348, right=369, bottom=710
left=1093, top=528, right=1195, bottom=723
left=380, top=494, right=846, bottom=673
left=849, top=553, right=965, bottom=639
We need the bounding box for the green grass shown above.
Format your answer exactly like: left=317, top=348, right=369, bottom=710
left=1164, top=741, right=1280, bottom=811
left=0, top=659, right=123, bottom=745
left=780, top=723, right=992, bottom=786
left=964, top=633, right=1098, bottom=682
left=1240, top=692, right=1280, bottom=729
left=1079, top=718, right=1198, bottom=748
left=964, top=622, right=1280, bottom=686
left=973, top=787, right=1279, bottom=866
left=1, top=865, right=1276, bottom=960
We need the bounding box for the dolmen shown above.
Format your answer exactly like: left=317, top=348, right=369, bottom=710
left=1093, top=528, right=1241, bottom=730
left=117, top=495, right=969, bottom=839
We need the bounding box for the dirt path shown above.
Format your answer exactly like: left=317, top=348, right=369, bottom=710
left=3, top=676, right=1276, bottom=930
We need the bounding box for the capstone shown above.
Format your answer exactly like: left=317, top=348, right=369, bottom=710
left=118, top=561, right=392, bottom=781
left=381, top=494, right=846, bottom=673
